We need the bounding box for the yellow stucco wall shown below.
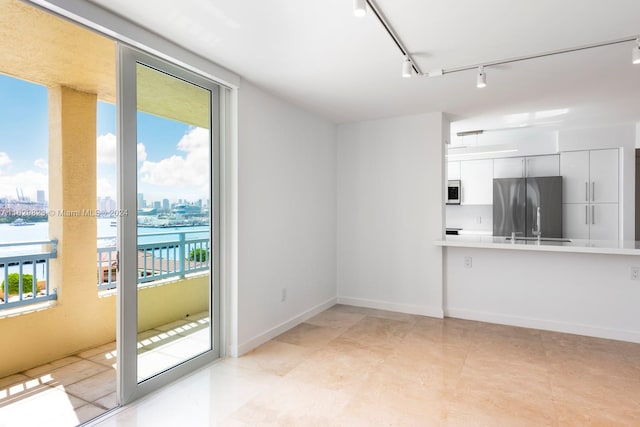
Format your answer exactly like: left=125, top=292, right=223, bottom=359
left=138, top=275, right=210, bottom=332
left=0, top=274, right=209, bottom=378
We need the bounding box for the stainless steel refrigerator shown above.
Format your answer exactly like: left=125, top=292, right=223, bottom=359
left=493, top=176, right=563, bottom=238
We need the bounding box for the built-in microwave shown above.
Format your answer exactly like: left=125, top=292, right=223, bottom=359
left=447, top=180, right=461, bottom=205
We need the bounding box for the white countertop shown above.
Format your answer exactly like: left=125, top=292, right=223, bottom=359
left=436, top=235, right=640, bottom=256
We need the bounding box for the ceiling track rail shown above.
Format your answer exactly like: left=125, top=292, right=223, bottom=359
left=366, top=0, right=423, bottom=76
left=361, top=2, right=638, bottom=79
left=441, top=36, right=640, bottom=76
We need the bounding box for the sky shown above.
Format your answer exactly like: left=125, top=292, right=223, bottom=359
left=0, top=73, right=210, bottom=206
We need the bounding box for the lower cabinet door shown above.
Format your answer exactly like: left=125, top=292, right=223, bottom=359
left=562, top=203, right=589, bottom=239
left=589, top=203, right=618, bottom=241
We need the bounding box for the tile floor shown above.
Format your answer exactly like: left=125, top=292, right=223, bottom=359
left=87, top=304, right=640, bottom=427
left=3, top=305, right=640, bottom=426
left=0, top=312, right=210, bottom=427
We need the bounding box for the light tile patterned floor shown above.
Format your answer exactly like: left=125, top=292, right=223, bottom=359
left=0, top=312, right=210, bottom=427
left=4, top=305, right=640, bottom=426
left=95, top=305, right=640, bottom=427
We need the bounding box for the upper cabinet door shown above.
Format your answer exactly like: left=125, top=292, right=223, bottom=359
left=560, top=151, right=589, bottom=203
left=493, top=157, right=524, bottom=179
left=448, top=161, right=461, bottom=181
left=526, top=154, right=559, bottom=177
left=589, top=149, right=618, bottom=204
left=460, top=159, right=493, bottom=205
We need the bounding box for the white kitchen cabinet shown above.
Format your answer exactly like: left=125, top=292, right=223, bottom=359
left=460, top=159, right=493, bottom=205
left=560, top=150, right=590, bottom=203
left=560, top=149, right=618, bottom=204
left=526, top=154, right=559, bottom=177
left=448, top=161, right=460, bottom=180
left=563, top=203, right=590, bottom=240
left=493, top=157, right=524, bottom=178
left=589, top=149, right=618, bottom=203
left=589, top=203, right=618, bottom=240
left=562, top=201, right=619, bottom=240
left=493, top=154, right=559, bottom=179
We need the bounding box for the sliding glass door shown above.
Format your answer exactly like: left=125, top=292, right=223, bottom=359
left=117, top=45, right=220, bottom=404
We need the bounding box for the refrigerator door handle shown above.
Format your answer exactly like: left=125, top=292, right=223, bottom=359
left=592, top=182, right=595, bottom=202
left=592, top=205, right=595, bottom=225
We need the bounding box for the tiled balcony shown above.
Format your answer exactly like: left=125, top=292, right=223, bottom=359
left=0, top=311, right=209, bottom=427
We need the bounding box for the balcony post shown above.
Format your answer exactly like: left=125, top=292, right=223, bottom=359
left=179, top=232, right=186, bottom=278
left=48, top=86, right=97, bottom=304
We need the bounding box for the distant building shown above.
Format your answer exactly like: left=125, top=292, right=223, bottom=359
left=153, top=201, right=161, bottom=209
left=137, top=193, right=145, bottom=208
left=37, top=190, right=46, bottom=204
left=97, top=196, right=117, bottom=212
left=162, top=198, right=169, bottom=211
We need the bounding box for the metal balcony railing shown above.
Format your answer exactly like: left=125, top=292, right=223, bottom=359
left=0, top=240, right=58, bottom=311
left=97, top=231, right=210, bottom=291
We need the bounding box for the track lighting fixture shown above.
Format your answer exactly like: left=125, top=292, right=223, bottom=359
left=476, top=66, right=487, bottom=88
left=402, top=57, right=412, bottom=78
left=353, top=0, right=367, bottom=17
left=352, top=3, right=637, bottom=84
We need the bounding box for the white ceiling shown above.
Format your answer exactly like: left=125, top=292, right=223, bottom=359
left=86, top=0, right=640, bottom=129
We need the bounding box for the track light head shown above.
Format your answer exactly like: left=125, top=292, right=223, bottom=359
left=476, top=66, right=487, bottom=88
left=353, top=0, right=367, bottom=17
left=633, top=38, right=640, bottom=65
left=402, top=57, right=412, bottom=78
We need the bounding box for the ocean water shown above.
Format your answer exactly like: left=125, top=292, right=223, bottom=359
left=0, top=219, right=210, bottom=279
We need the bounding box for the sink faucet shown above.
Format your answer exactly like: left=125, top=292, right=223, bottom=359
left=532, top=206, right=541, bottom=241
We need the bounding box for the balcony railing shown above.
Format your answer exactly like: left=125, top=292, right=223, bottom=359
left=0, top=240, right=58, bottom=311
left=97, top=231, right=210, bottom=291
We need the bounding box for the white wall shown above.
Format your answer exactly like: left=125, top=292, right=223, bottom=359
left=446, top=205, right=493, bottom=233
left=336, top=113, right=448, bottom=317
left=236, top=81, right=337, bottom=354
left=445, top=247, right=640, bottom=343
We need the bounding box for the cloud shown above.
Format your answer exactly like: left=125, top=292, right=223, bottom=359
left=137, top=143, right=147, bottom=162
left=97, top=177, right=116, bottom=200
left=139, top=127, right=209, bottom=188
left=97, top=133, right=116, bottom=164
left=34, top=158, right=48, bottom=170
left=0, top=152, right=11, bottom=170
left=0, top=170, right=48, bottom=201
left=97, top=133, right=147, bottom=163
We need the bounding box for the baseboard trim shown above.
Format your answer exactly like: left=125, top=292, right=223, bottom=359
left=231, top=297, right=338, bottom=356
left=445, top=308, right=640, bottom=343
left=337, top=296, right=443, bottom=318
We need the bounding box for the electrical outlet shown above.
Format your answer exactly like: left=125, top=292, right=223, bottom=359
left=631, top=267, right=640, bottom=281
left=281, top=287, right=287, bottom=302
left=464, top=256, right=472, bottom=268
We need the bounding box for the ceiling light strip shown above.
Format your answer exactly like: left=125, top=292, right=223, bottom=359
left=442, top=36, right=639, bottom=75
left=365, top=0, right=423, bottom=76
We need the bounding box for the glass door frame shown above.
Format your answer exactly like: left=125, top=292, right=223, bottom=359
left=116, top=44, right=221, bottom=405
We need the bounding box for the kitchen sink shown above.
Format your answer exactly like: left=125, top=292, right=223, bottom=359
left=505, top=237, right=572, bottom=243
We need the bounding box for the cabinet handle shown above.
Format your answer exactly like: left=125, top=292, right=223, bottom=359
left=585, top=182, right=588, bottom=202
left=522, top=159, right=525, bottom=177
left=592, top=205, right=595, bottom=225
left=591, top=182, right=595, bottom=202
left=585, top=205, right=588, bottom=224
